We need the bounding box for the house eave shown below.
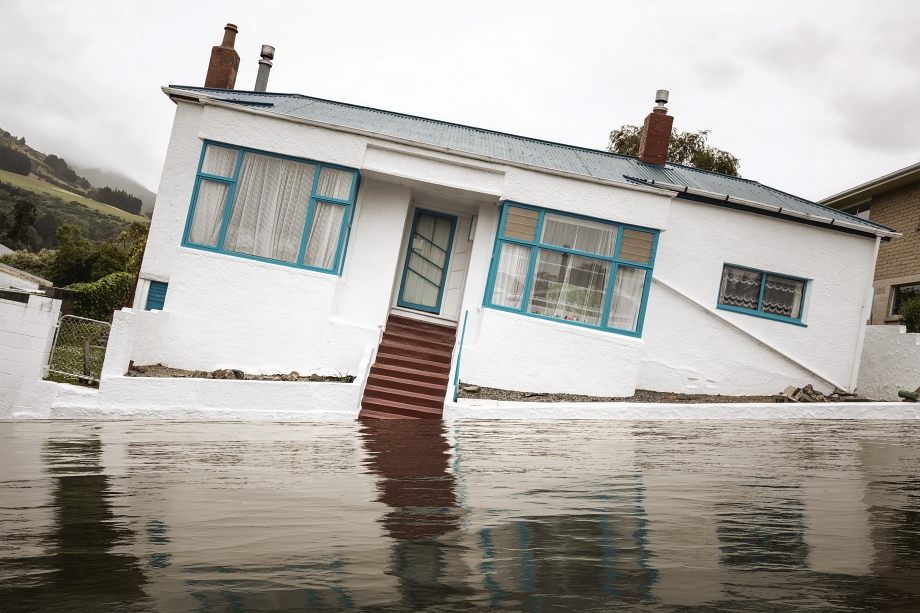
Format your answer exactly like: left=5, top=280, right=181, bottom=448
left=819, top=161, right=920, bottom=209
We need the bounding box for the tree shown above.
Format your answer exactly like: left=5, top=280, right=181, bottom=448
left=607, top=125, right=741, bottom=177
left=48, top=223, right=97, bottom=286
left=900, top=295, right=920, bottom=333
left=8, top=197, right=37, bottom=249
left=0, top=144, right=32, bottom=176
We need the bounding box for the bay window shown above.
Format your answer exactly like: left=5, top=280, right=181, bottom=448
left=485, top=203, right=657, bottom=336
left=183, top=142, right=358, bottom=273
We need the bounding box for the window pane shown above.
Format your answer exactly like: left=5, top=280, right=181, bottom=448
left=619, top=229, right=654, bottom=264
left=503, top=206, right=539, bottom=241
left=188, top=179, right=229, bottom=247
left=316, top=167, right=354, bottom=200
left=608, top=266, right=646, bottom=332
left=224, top=152, right=317, bottom=263
left=762, top=275, right=804, bottom=319
left=541, top=213, right=616, bottom=256
left=719, top=266, right=762, bottom=310
left=201, top=144, right=238, bottom=178
left=303, top=201, right=345, bottom=270
left=491, top=242, right=532, bottom=309
left=892, top=283, right=920, bottom=316
left=528, top=249, right=610, bottom=326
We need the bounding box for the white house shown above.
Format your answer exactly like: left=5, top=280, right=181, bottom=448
left=99, top=26, right=898, bottom=419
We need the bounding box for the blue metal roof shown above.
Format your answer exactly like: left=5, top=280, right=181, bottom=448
left=168, top=85, right=894, bottom=236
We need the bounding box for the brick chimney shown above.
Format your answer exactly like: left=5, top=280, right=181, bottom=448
left=204, top=24, right=240, bottom=89
left=638, top=90, right=674, bottom=165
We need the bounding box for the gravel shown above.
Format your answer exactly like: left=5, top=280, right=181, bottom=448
left=457, top=385, right=774, bottom=404
left=125, top=364, right=354, bottom=383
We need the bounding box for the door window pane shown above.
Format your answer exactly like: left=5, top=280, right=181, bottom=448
left=608, top=266, right=647, bottom=331
left=188, top=179, right=229, bottom=247
left=541, top=213, right=616, bottom=256
left=503, top=206, right=539, bottom=241
left=719, top=266, right=763, bottom=311
left=491, top=243, right=532, bottom=309
left=762, top=275, right=804, bottom=318
left=400, top=213, right=454, bottom=308
left=303, top=202, right=345, bottom=270
left=201, top=144, right=239, bottom=178
left=224, top=152, right=316, bottom=263
left=528, top=249, right=610, bottom=326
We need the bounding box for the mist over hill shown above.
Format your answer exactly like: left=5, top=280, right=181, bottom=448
left=72, top=165, right=156, bottom=212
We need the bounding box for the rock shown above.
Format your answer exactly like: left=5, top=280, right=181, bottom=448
left=232, top=369, right=245, bottom=380
left=309, top=373, right=323, bottom=382
left=677, top=393, right=690, bottom=400
left=772, top=394, right=788, bottom=403
left=461, top=384, right=481, bottom=393
left=135, top=365, right=148, bottom=374
left=281, top=371, right=299, bottom=382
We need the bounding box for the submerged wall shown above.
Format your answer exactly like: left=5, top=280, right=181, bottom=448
left=857, top=325, right=920, bottom=401
left=0, top=293, right=60, bottom=417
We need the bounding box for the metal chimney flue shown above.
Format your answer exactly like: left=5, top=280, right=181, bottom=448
left=254, top=45, right=275, bottom=92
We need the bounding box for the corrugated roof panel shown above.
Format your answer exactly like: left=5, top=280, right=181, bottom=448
left=170, top=86, right=892, bottom=234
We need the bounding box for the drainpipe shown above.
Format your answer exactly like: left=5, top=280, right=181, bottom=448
left=848, top=235, right=881, bottom=392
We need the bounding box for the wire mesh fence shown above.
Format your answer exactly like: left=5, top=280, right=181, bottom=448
left=47, top=315, right=111, bottom=385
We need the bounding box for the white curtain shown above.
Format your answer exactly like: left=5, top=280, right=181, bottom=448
left=303, top=202, right=345, bottom=270
left=201, top=144, right=238, bottom=177
left=762, top=275, right=804, bottom=318
left=607, top=266, right=646, bottom=331
left=188, top=179, right=229, bottom=247
left=719, top=266, right=763, bottom=310
left=527, top=249, right=609, bottom=325
left=541, top=213, right=616, bottom=256
left=224, top=152, right=316, bottom=263
left=491, top=243, right=531, bottom=309
left=316, top=167, right=354, bottom=200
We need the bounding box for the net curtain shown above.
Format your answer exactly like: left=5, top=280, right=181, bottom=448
left=224, top=152, right=316, bottom=263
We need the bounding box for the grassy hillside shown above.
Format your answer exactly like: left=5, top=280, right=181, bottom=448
left=0, top=168, right=146, bottom=223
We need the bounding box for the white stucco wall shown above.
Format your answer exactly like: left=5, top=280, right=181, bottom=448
left=636, top=198, right=878, bottom=396
left=0, top=294, right=60, bottom=417
left=0, top=263, right=50, bottom=290
left=857, top=325, right=920, bottom=401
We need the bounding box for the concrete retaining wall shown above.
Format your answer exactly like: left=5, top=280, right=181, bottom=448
left=857, top=325, right=920, bottom=401
left=0, top=293, right=60, bottom=416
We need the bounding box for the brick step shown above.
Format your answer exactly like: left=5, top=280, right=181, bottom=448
left=365, top=373, right=445, bottom=397
left=377, top=340, right=452, bottom=364
left=363, top=384, right=444, bottom=409
left=373, top=352, right=452, bottom=375
left=358, top=408, right=413, bottom=420
left=381, top=329, right=456, bottom=353
left=384, top=324, right=457, bottom=345
left=369, top=363, right=450, bottom=386
left=360, top=397, right=443, bottom=419
left=387, top=315, right=457, bottom=337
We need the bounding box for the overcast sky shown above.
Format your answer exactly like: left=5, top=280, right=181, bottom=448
left=2, top=0, right=919, bottom=201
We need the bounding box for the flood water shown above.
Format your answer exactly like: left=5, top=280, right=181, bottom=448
left=1, top=420, right=919, bottom=612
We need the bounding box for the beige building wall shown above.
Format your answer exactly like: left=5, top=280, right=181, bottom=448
left=867, top=180, right=920, bottom=324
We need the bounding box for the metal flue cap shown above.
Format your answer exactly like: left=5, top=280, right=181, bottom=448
left=260, top=45, right=275, bottom=61
left=655, top=90, right=669, bottom=104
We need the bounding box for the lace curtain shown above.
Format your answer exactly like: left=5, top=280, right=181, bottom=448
left=491, top=243, right=531, bottom=309
left=188, top=180, right=229, bottom=247
left=201, top=145, right=238, bottom=177
left=316, top=167, right=354, bottom=200
left=607, top=266, right=647, bottom=331
left=762, top=275, right=804, bottom=318
left=528, top=249, right=610, bottom=326
left=719, top=266, right=763, bottom=310
left=224, top=152, right=317, bottom=263
left=303, top=202, right=345, bottom=270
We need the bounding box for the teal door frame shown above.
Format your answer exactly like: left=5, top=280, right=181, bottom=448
left=396, top=208, right=457, bottom=314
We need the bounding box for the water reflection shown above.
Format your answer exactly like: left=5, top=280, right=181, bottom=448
left=0, top=420, right=918, bottom=612
left=1, top=437, right=147, bottom=612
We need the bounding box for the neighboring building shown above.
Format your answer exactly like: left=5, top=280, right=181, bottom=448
left=102, top=25, right=896, bottom=418
left=821, top=162, right=920, bottom=325
left=0, top=261, right=52, bottom=291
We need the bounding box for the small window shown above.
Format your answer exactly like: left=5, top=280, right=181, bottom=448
left=183, top=142, right=359, bottom=274
left=145, top=281, right=168, bottom=311
left=891, top=283, right=920, bottom=316
left=485, top=203, right=658, bottom=336
left=718, top=265, right=806, bottom=324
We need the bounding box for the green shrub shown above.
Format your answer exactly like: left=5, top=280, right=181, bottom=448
left=67, top=271, right=134, bottom=321
left=900, top=295, right=920, bottom=333
left=0, top=248, right=56, bottom=279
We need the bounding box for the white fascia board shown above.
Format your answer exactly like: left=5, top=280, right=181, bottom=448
left=778, top=208, right=809, bottom=219
left=725, top=196, right=782, bottom=212
left=162, top=87, right=675, bottom=201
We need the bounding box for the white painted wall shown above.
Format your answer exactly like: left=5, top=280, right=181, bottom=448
left=637, top=198, right=878, bottom=396
left=0, top=294, right=60, bottom=417
left=857, top=325, right=920, bottom=401
left=0, top=263, right=50, bottom=290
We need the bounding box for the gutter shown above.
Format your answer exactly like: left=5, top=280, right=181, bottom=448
left=161, top=86, right=678, bottom=201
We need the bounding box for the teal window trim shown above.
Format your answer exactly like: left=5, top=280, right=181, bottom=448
left=716, top=263, right=808, bottom=327
left=181, top=141, right=360, bottom=275
left=482, top=201, right=659, bottom=338
left=396, top=208, right=457, bottom=314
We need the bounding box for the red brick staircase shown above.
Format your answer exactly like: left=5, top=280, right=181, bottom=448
left=359, top=315, right=458, bottom=419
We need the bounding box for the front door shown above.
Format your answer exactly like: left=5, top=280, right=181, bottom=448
left=397, top=209, right=456, bottom=313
